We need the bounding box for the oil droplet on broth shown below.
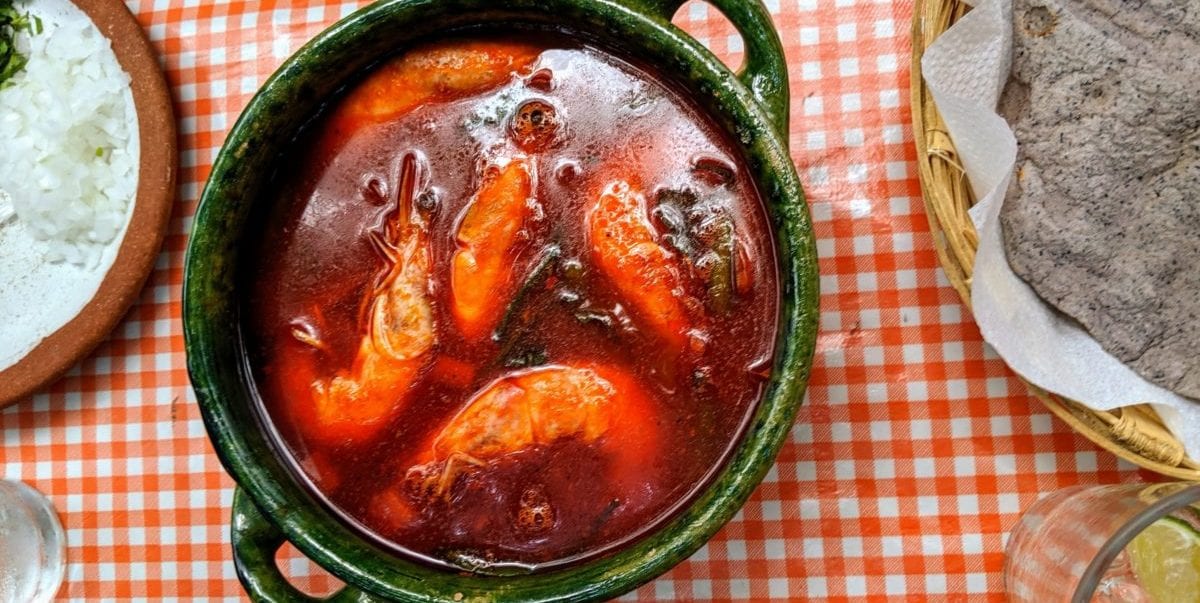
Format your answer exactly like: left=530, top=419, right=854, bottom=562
left=690, top=154, right=737, bottom=188
left=416, top=188, right=440, bottom=213
left=361, top=175, right=388, bottom=205
left=509, top=99, right=563, bottom=152
left=516, top=486, right=556, bottom=534
left=554, top=159, right=581, bottom=184
left=525, top=67, right=555, bottom=93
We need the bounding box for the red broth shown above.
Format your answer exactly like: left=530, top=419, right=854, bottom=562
left=244, top=35, right=779, bottom=570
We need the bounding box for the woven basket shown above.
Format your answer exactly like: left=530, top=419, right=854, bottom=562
left=910, top=0, right=1200, bottom=479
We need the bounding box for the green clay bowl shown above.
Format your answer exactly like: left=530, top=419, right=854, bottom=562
left=183, top=0, right=818, bottom=600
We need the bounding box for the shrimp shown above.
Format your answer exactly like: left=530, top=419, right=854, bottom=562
left=290, top=154, right=436, bottom=445
left=404, top=365, right=658, bottom=501
left=586, top=179, right=695, bottom=351
left=328, top=40, right=541, bottom=137
left=450, top=158, right=536, bottom=339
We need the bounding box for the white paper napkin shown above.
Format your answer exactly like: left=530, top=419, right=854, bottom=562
left=921, top=0, right=1200, bottom=461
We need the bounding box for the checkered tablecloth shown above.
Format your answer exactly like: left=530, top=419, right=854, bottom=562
left=0, top=0, right=1156, bottom=600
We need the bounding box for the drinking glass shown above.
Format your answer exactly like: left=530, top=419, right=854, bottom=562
left=1005, top=482, right=1200, bottom=602
left=0, top=480, right=66, bottom=603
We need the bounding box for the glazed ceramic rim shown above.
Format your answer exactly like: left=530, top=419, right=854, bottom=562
left=184, top=0, right=817, bottom=600
left=1073, top=484, right=1200, bottom=601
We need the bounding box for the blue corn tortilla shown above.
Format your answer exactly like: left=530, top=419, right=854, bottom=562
left=999, top=0, right=1200, bottom=399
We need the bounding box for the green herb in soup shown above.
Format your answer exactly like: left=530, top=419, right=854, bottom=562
left=244, top=35, right=779, bottom=571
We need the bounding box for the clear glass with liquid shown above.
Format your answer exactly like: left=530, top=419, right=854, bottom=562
left=0, top=480, right=65, bottom=603
left=1005, top=482, right=1200, bottom=602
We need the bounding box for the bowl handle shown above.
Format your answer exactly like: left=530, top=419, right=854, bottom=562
left=619, top=0, right=790, bottom=139
left=232, top=489, right=378, bottom=602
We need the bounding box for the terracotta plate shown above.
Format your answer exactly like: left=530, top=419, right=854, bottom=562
left=0, top=0, right=176, bottom=407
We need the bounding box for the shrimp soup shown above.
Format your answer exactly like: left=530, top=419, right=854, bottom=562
left=244, top=34, right=779, bottom=570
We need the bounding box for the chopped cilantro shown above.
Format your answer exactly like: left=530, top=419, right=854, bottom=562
left=0, top=0, right=38, bottom=88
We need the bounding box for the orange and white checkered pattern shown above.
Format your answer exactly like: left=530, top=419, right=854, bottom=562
left=0, top=0, right=1153, bottom=600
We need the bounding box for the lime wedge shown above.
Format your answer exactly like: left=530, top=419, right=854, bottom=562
left=1126, top=516, right=1200, bottom=603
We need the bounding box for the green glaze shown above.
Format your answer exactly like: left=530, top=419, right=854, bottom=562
left=619, top=0, right=790, bottom=136
left=232, top=490, right=377, bottom=602
left=183, top=0, right=818, bottom=601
